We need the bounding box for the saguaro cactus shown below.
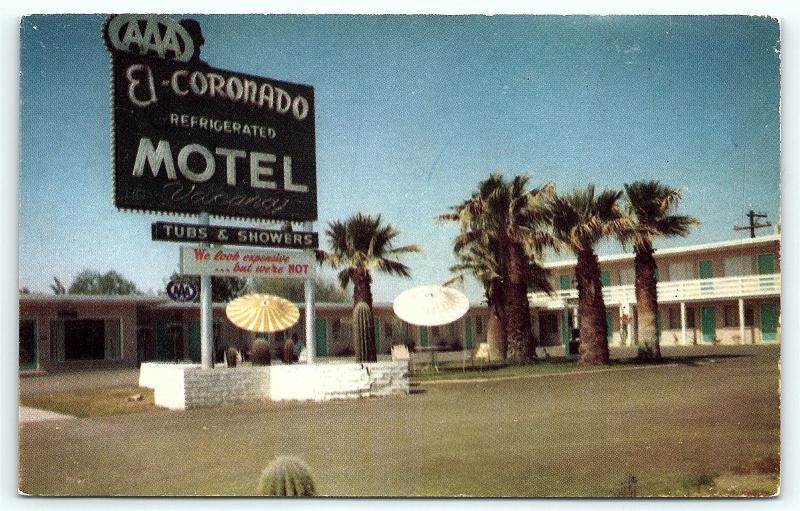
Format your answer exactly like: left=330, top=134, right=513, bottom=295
left=352, top=301, right=377, bottom=362
left=257, top=455, right=317, bottom=496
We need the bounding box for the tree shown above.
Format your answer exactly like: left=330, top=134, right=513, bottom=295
left=169, top=273, right=248, bottom=303
left=68, top=270, right=140, bottom=295
left=619, top=181, right=700, bottom=360
left=446, top=240, right=553, bottom=361
left=547, top=184, right=629, bottom=365
left=317, top=213, right=421, bottom=362
left=439, top=173, right=555, bottom=363
left=317, top=213, right=421, bottom=307
left=250, top=276, right=351, bottom=303
left=50, top=277, right=66, bottom=295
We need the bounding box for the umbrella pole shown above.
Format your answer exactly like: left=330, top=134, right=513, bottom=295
left=303, top=221, right=317, bottom=364
left=199, top=212, right=214, bottom=369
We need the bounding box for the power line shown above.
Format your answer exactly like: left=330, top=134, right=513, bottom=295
left=733, top=210, right=771, bottom=238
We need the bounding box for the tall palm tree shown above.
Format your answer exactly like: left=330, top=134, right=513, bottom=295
left=620, top=181, right=700, bottom=360
left=317, top=213, right=421, bottom=307
left=439, top=173, right=554, bottom=363
left=446, top=241, right=553, bottom=360
left=548, top=184, right=629, bottom=365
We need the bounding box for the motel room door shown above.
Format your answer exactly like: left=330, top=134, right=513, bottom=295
left=464, top=316, right=474, bottom=350
left=701, top=306, right=716, bottom=343
left=760, top=303, right=777, bottom=342
left=315, top=318, right=327, bottom=356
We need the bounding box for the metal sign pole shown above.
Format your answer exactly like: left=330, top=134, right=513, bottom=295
left=303, top=221, right=316, bottom=364
left=199, top=212, right=214, bottom=369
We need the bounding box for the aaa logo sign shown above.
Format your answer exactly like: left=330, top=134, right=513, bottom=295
left=180, top=246, right=314, bottom=278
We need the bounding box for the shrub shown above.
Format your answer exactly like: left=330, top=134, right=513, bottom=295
left=281, top=338, right=297, bottom=364
left=257, top=455, right=317, bottom=496
left=251, top=339, right=272, bottom=366
left=225, top=347, right=240, bottom=367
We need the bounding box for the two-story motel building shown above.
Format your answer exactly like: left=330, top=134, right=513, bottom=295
left=529, top=233, right=781, bottom=349
left=19, top=234, right=780, bottom=372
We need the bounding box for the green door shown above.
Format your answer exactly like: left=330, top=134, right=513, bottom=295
left=605, top=312, right=613, bottom=344
left=373, top=317, right=381, bottom=353
left=19, top=319, right=37, bottom=370
left=760, top=303, right=777, bottom=342
left=600, top=271, right=611, bottom=287
left=188, top=320, right=201, bottom=362
left=315, top=318, right=328, bottom=356
left=699, top=260, right=713, bottom=293
left=419, top=326, right=429, bottom=347
left=464, top=316, right=474, bottom=349
left=757, top=253, right=776, bottom=289
left=701, top=306, right=716, bottom=343
left=561, top=310, right=571, bottom=347
left=156, top=320, right=173, bottom=360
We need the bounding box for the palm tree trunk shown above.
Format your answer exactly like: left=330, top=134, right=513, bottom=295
left=352, top=268, right=373, bottom=307
left=575, top=250, right=610, bottom=364
left=504, top=242, right=536, bottom=363
left=486, top=300, right=507, bottom=361
left=634, top=246, right=660, bottom=360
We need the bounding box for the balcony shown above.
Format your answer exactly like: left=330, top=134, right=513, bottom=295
left=529, top=273, right=781, bottom=309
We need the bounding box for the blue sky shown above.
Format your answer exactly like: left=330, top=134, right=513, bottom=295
left=19, top=15, right=780, bottom=302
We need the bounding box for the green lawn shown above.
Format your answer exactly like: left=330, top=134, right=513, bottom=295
left=410, top=357, right=665, bottom=382
left=19, top=346, right=780, bottom=497
left=20, top=387, right=157, bottom=418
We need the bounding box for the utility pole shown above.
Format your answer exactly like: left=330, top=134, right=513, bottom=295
left=734, top=210, right=771, bottom=238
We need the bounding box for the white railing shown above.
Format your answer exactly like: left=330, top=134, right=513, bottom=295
left=529, top=273, right=781, bottom=309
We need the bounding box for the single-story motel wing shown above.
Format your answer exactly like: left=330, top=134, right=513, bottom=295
left=19, top=234, right=780, bottom=372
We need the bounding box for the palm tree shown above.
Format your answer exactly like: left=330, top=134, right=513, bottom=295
left=439, top=173, right=554, bottom=363
left=548, top=184, right=629, bottom=365
left=317, top=213, right=421, bottom=307
left=620, top=181, right=700, bottom=360
left=446, top=241, right=553, bottom=360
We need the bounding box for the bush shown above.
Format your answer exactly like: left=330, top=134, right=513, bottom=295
left=257, top=455, right=317, bottom=496
left=226, top=347, right=240, bottom=367
left=251, top=339, right=272, bottom=366
left=281, top=338, right=297, bottom=364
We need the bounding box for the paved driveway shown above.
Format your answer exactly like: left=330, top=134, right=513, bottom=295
left=18, top=345, right=780, bottom=496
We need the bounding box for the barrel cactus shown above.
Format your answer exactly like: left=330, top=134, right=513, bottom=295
left=257, top=455, right=317, bottom=496
left=352, top=300, right=377, bottom=362
left=251, top=338, right=271, bottom=366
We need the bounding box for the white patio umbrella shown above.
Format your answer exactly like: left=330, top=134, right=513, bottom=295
left=225, top=294, right=300, bottom=333
left=392, top=285, right=470, bottom=326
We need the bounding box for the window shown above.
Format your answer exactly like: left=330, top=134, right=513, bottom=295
left=385, top=321, right=394, bottom=340
left=431, top=326, right=440, bottom=338
left=668, top=261, right=693, bottom=282
left=724, top=255, right=751, bottom=277
left=475, top=316, right=484, bottom=336
left=619, top=267, right=635, bottom=285
left=668, top=309, right=680, bottom=330
left=744, top=305, right=755, bottom=327
left=686, top=307, right=696, bottom=328
left=723, top=305, right=738, bottom=327
left=49, top=318, right=122, bottom=362
left=540, top=314, right=558, bottom=335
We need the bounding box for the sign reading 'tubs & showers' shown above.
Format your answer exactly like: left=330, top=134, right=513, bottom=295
left=104, top=15, right=317, bottom=222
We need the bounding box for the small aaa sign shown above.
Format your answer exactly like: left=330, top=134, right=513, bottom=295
left=180, top=246, right=314, bottom=278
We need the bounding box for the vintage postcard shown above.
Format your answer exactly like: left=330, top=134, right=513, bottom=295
left=18, top=14, right=781, bottom=497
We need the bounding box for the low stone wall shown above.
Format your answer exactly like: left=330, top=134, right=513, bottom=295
left=139, top=362, right=198, bottom=389
left=139, top=360, right=409, bottom=410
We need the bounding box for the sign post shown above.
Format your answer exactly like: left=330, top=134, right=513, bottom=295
left=303, top=221, right=316, bottom=364
left=199, top=212, right=214, bottom=369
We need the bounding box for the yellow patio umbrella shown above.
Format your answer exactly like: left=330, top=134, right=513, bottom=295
left=225, top=294, right=300, bottom=333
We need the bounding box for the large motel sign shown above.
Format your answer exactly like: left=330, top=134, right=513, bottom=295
left=104, top=15, right=319, bottom=367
